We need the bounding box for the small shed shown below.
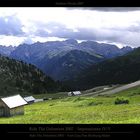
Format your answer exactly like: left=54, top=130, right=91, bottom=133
left=24, top=96, right=35, bottom=104
left=35, top=99, right=44, bottom=103
left=68, top=91, right=81, bottom=96
left=0, top=94, right=27, bottom=117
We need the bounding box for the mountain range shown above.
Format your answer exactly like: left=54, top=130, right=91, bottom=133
left=0, top=45, right=15, bottom=56
left=0, top=39, right=132, bottom=81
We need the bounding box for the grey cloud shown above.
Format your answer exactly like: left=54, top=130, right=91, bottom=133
left=103, top=22, right=140, bottom=33
left=75, top=28, right=123, bottom=42
left=127, top=24, right=140, bottom=32
left=34, top=21, right=74, bottom=37
left=34, top=21, right=97, bottom=39
left=0, top=15, right=24, bottom=36
left=67, top=7, right=140, bottom=12
left=77, top=28, right=140, bottom=47
left=34, top=22, right=124, bottom=41
left=34, top=21, right=140, bottom=47
left=54, top=26, right=140, bottom=47
left=35, top=29, right=49, bottom=37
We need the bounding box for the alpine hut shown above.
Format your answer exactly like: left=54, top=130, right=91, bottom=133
left=24, top=96, right=35, bottom=104
left=68, top=91, right=81, bottom=96
left=0, top=94, right=27, bottom=117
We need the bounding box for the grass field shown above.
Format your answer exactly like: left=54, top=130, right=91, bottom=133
left=0, top=87, right=140, bottom=124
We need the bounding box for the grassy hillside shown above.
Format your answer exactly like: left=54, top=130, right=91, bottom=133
left=0, top=87, right=140, bottom=124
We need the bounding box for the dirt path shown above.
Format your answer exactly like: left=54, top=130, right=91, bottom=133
left=82, top=80, right=140, bottom=97
left=98, top=80, right=140, bottom=96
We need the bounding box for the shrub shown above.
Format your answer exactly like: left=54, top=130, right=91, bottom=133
left=49, top=104, right=54, bottom=106
left=129, top=92, right=140, bottom=96
left=114, top=97, right=129, bottom=105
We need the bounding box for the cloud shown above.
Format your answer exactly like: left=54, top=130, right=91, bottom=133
left=0, top=35, right=25, bottom=46
left=127, top=24, right=140, bottom=32
left=67, top=7, right=140, bottom=12
left=33, top=21, right=140, bottom=47
left=34, top=21, right=74, bottom=38
left=77, top=27, right=140, bottom=47
left=0, top=15, right=24, bottom=36
left=35, top=29, right=49, bottom=37
left=22, top=37, right=34, bottom=44
left=33, top=21, right=121, bottom=41
left=1, top=8, right=140, bottom=48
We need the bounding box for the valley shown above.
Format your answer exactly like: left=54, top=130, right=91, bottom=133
left=1, top=80, right=140, bottom=123
left=0, top=85, right=140, bottom=123
left=0, top=39, right=140, bottom=124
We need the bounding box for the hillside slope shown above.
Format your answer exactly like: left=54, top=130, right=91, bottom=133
left=38, top=49, right=104, bottom=81
left=65, top=47, right=140, bottom=90
left=0, top=55, right=59, bottom=97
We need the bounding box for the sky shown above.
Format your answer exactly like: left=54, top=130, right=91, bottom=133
left=0, top=7, right=140, bottom=48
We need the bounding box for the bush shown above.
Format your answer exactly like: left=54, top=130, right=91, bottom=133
left=114, top=97, right=129, bottom=105
left=129, top=92, right=140, bottom=96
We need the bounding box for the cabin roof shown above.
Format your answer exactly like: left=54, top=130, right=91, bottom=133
left=24, top=96, right=35, bottom=102
left=1, top=94, right=27, bottom=109
left=68, top=91, right=81, bottom=95
left=73, top=91, right=81, bottom=94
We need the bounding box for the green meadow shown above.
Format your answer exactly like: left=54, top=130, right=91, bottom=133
left=0, top=87, right=140, bottom=124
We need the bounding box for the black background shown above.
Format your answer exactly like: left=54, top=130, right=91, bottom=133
left=0, top=124, right=139, bottom=138
left=0, top=0, right=139, bottom=7
left=0, top=0, right=140, bottom=139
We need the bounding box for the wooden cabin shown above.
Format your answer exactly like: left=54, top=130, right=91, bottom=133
left=24, top=96, right=35, bottom=104
left=68, top=91, right=81, bottom=96
left=0, top=95, right=27, bottom=117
